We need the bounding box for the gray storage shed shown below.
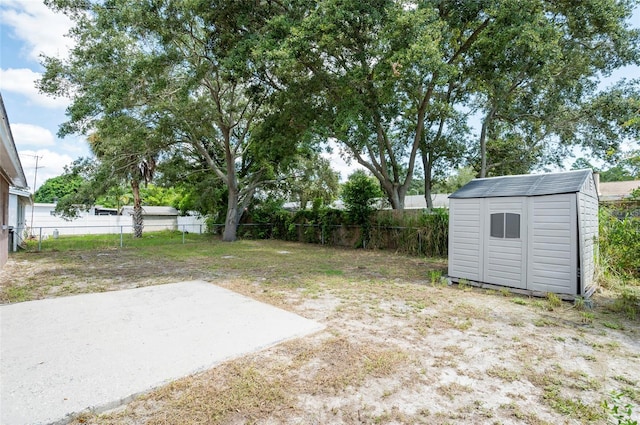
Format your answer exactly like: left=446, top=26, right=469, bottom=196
left=448, top=169, right=598, bottom=297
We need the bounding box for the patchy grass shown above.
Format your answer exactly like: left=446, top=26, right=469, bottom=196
left=2, top=238, right=439, bottom=304
left=437, top=382, right=473, bottom=399
left=2, top=237, right=638, bottom=425
left=546, top=292, right=563, bottom=310
left=486, top=366, right=520, bottom=382
left=543, top=385, right=605, bottom=422
left=310, top=336, right=409, bottom=394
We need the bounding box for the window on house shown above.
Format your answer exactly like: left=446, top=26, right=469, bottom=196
left=490, top=212, right=520, bottom=239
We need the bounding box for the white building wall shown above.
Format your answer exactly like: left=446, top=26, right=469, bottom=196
left=141, top=216, right=178, bottom=231
left=177, top=215, right=207, bottom=232
left=8, top=194, right=19, bottom=229
left=448, top=198, right=483, bottom=281
left=7, top=193, right=28, bottom=251
left=24, top=204, right=208, bottom=237
left=527, top=194, right=577, bottom=294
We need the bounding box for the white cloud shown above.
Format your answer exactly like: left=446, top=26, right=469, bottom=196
left=10, top=123, right=56, bottom=148
left=0, top=0, right=73, bottom=62
left=19, top=149, right=74, bottom=192
left=0, top=68, right=70, bottom=108
left=321, top=140, right=364, bottom=182
left=57, top=135, right=91, bottom=156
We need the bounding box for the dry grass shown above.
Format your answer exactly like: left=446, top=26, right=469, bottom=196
left=2, top=238, right=639, bottom=425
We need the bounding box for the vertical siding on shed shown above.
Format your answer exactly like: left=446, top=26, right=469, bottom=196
left=448, top=199, right=482, bottom=281
left=527, top=194, right=577, bottom=294
left=577, top=192, right=598, bottom=294
left=580, top=173, right=598, bottom=199
left=483, top=197, right=527, bottom=288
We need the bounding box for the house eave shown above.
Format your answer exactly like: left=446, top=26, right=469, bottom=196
left=1, top=93, right=28, bottom=189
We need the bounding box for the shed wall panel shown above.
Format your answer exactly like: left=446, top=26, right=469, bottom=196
left=527, top=194, right=577, bottom=294
left=483, top=197, right=527, bottom=288
left=448, top=199, right=482, bottom=281
left=580, top=174, right=598, bottom=199
left=578, top=192, right=598, bottom=294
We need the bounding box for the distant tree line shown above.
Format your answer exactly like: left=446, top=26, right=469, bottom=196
left=38, top=0, right=640, bottom=239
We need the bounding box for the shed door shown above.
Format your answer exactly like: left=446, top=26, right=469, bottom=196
left=483, top=198, right=527, bottom=289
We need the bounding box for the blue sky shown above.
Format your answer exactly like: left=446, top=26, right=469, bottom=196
left=1, top=0, right=84, bottom=191
left=1, top=1, right=638, bottom=192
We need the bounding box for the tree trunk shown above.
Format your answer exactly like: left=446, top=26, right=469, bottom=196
left=479, top=106, right=497, bottom=178
left=222, top=186, right=240, bottom=242
left=131, top=179, right=143, bottom=238
left=387, top=187, right=404, bottom=210
left=422, top=149, right=434, bottom=210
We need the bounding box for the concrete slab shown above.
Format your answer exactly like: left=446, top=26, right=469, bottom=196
left=0, top=281, right=324, bottom=425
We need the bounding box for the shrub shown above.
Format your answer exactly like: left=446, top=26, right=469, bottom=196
left=243, top=194, right=449, bottom=257
left=341, top=171, right=383, bottom=248
left=599, top=208, right=640, bottom=279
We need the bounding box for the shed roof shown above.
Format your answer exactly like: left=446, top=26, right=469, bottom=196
left=449, top=169, right=592, bottom=199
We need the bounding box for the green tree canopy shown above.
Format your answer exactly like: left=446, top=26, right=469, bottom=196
left=272, top=0, right=639, bottom=209
left=40, top=0, right=313, bottom=241
left=39, top=0, right=640, bottom=222
left=572, top=150, right=640, bottom=182
left=341, top=170, right=383, bottom=247
left=34, top=168, right=83, bottom=203
left=284, top=154, right=340, bottom=210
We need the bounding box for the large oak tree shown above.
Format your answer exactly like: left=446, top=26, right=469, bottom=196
left=41, top=0, right=311, bottom=241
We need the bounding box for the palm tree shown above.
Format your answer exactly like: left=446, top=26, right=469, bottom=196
left=88, top=122, right=158, bottom=238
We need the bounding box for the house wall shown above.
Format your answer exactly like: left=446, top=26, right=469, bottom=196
left=8, top=193, right=19, bottom=228
left=526, top=194, right=577, bottom=294
left=8, top=193, right=28, bottom=228
left=8, top=193, right=27, bottom=251
left=448, top=198, right=483, bottom=281
left=1, top=177, right=9, bottom=267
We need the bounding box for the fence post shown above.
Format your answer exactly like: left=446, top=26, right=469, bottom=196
left=182, top=226, right=185, bottom=244
left=418, top=231, right=422, bottom=255
left=38, top=227, right=42, bottom=252
left=199, top=224, right=202, bottom=235
left=120, top=226, right=123, bottom=248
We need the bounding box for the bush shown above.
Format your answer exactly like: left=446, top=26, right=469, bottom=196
left=370, top=209, right=448, bottom=257
left=243, top=200, right=449, bottom=257
left=341, top=171, right=383, bottom=248
left=599, top=208, right=640, bottom=278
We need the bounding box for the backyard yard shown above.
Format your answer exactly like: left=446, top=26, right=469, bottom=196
left=1, top=237, right=638, bottom=424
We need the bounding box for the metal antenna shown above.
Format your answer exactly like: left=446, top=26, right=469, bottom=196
left=25, top=154, right=44, bottom=236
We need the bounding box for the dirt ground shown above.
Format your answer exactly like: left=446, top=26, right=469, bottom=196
left=1, top=240, right=639, bottom=424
